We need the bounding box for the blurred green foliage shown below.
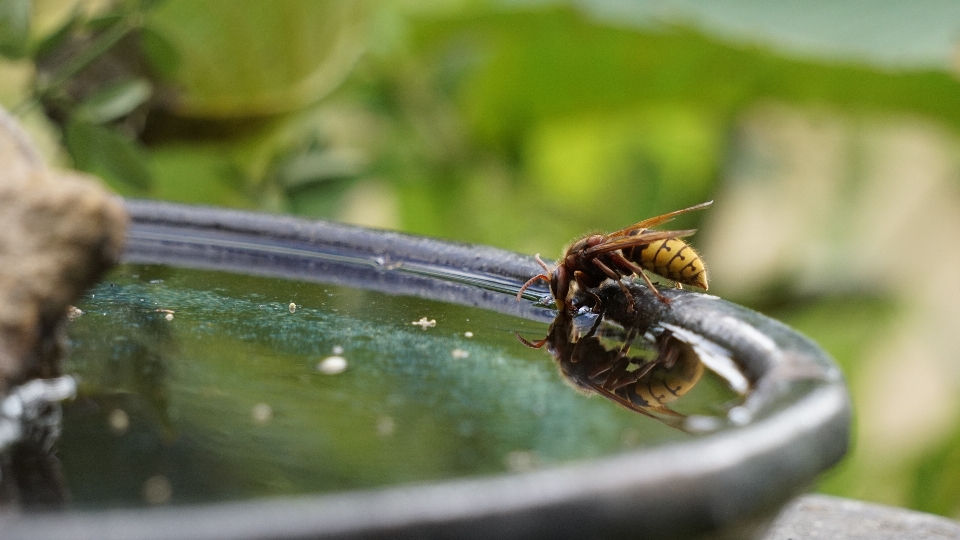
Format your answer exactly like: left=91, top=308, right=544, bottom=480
left=912, top=418, right=960, bottom=516
left=5, top=0, right=960, bottom=519
left=9, top=1, right=960, bottom=253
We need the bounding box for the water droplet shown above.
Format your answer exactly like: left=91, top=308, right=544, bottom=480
left=728, top=406, right=752, bottom=426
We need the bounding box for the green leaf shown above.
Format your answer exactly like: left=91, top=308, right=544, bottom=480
left=30, top=8, right=81, bottom=58
left=276, top=148, right=367, bottom=190
left=141, top=0, right=371, bottom=117
left=911, top=419, right=960, bottom=516
left=578, top=1, right=960, bottom=71
left=148, top=144, right=254, bottom=207
left=64, top=116, right=151, bottom=194
left=76, top=78, right=153, bottom=124
left=139, top=26, right=181, bottom=77
left=0, top=0, right=30, bottom=58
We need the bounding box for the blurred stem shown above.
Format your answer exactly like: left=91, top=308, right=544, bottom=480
left=13, top=13, right=142, bottom=116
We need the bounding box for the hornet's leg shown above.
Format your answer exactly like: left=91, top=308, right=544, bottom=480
left=655, top=334, right=682, bottom=369
left=573, top=271, right=602, bottom=310
left=606, top=326, right=644, bottom=390
left=570, top=308, right=605, bottom=364
left=515, top=333, right=548, bottom=349
left=587, top=353, right=618, bottom=380
left=608, top=252, right=669, bottom=304
left=609, top=360, right=657, bottom=390
left=590, top=258, right=636, bottom=311
left=600, top=356, right=634, bottom=390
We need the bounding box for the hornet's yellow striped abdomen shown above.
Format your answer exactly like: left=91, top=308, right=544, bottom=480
left=629, top=342, right=704, bottom=411
left=626, top=238, right=708, bottom=291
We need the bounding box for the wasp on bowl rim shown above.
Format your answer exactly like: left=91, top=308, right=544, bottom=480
left=516, top=201, right=712, bottom=310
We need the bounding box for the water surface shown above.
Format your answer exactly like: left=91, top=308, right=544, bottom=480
left=63, top=264, right=743, bottom=508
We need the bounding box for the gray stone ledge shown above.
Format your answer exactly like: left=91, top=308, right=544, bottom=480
left=762, top=494, right=960, bottom=540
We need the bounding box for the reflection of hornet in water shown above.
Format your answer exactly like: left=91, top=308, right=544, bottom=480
left=517, top=310, right=703, bottom=429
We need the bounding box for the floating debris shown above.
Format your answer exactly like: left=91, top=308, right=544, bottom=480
left=251, top=403, right=273, bottom=424
left=142, top=475, right=173, bottom=505
left=620, top=428, right=641, bottom=447
left=505, top=450, right=540, bottom=473
left=67, top=305, right=83, bottom=320
left=464, top=331, right=474, bottom=338
left=411, top=317, right=436, bottom=330
left=288, top=302, right=297, bottom=313
left=108, top=408, right=130, bottom=433
left=451, top=348, right=469, bottom=359
left=332, top=345, right=344, bottom=355
left=377, top=416, right=395, bottom=436
left=317, top=355, right=348, bottom=375
left=164, top=313, right=174, bottom=321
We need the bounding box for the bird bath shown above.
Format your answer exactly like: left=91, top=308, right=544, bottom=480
left=2, top=200, right=850, bottom=540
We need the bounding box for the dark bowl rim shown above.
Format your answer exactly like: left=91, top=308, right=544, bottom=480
left=3, top=200, right=851, bottom=540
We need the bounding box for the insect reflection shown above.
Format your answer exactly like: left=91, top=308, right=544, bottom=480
left=518, top=310, right=703, bottom=429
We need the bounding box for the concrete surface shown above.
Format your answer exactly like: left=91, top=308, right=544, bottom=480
left=762, top=494, right=960, bottom=539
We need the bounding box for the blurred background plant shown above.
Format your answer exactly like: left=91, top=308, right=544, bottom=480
left=3, top=0, right=960, bottom=519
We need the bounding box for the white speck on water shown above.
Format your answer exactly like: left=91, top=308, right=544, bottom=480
left=377, top=416, right=395, bottom=436
left=317, top=356, right=348, bottom=374
left=505, top=450, right=540, bottom=473
left=143, top=475, right=173, bottom=505
left=451, top=348, right=469, bottom=359
left=251, top=403, right=273, bottom=424
left=164, top=313, right=174, bottom=321
left=108, top=409, right=130, bottom=433
left=332, top=345, right=344, bottom=355
left=411, top=317, right=436, bottom=330
left=288, top=302, right=297, bottom=313
left=464, top=331, right=474, bottom=338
